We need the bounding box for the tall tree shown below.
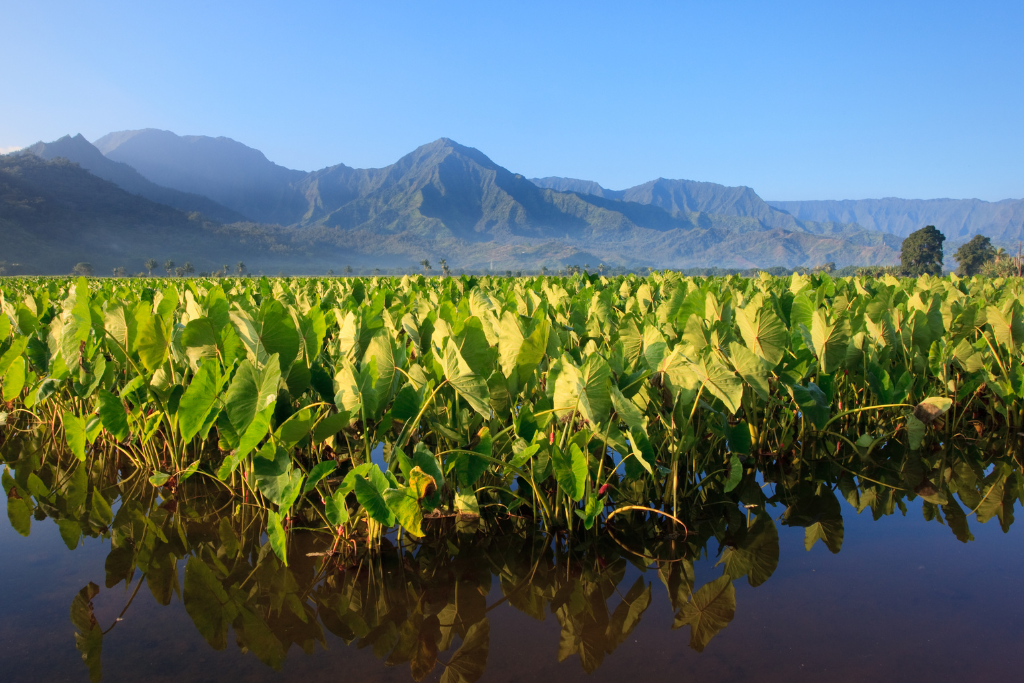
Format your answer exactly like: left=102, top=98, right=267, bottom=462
left=144, top=259, right=157, bottom=276
left=953, top=235, right=996, bottom=276
left=72, top=262, right=93, bottom=276
left=900, top=225, right=945, bottom=276
left=164, top=260, right=175, bottom=276
left=420, top=259, right=432, bottom=274
left=236, top=262, right=246, bottom=275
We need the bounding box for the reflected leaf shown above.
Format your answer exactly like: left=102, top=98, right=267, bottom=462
left=720, top=514, right=780, bottom=586
left=70, top=582, right=103, bottom=683
left=605, top=576, right=652, bottom=651
left=183, top=557, right=237, bottom=650
left=672, top=575, right=736, bottom=652
left=441, top=619, right=489, bottom=683
left=785, top=490, right=845, bottom=554
left=236, top=605, right=287, bottom=670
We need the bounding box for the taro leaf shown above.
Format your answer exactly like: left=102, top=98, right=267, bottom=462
left=986, top=303, right=1024, bottom=351
left=672, top=575, right=736, bottom=652
left=728, top=342, right=769, bottom=401
left=326, top=488, right=350, bottom=526
left=719, top=515, right=779, bottom=587
left=267, top=510, right=289, bottom=566
left=914, top=396, right=952, bottom=425
left=136, top=309, right=170, bottom=373
left=906, top=415, right=927, bottom=450
left=517, top=319, right=549, bottom=381
left=363, top=328, right=398, bottom=414
left=298, top=306, right=327, bottom=361
left=810, top=310, right=850, bottom=374
left=275, top=407, right=313, bottom=448
left=231, top=299, right=301, bottom=371
left=553, top=443, right=588, bottom=502
left=355, top=474, right=396, bottom=526
left=440, top=619, right=489, bottom=683
left=452, top=430, right=491, bottom=488
left=573, top=493, right=606, bottom=530
left=383, top=486, right=425, bottom=536
left=64, top=412, right=87, bottom=461
left=691, top=356, right=743, bottom=414
left=723, top=454, right=743, bottom=492
left=401, top=442, right=444, bottom=510
left=70, top=582, right=103, bottom=683
left=0, top=336, right=29, bottom=377
left=180, top=317, right=219, bottom=369
left=736, top=306, right=787, bottom=368
left=183, top=557, right=237, bottom=649
left=785, top=490, right=845, bottom=553
left=236, top=404, right=275, bottom=460
left=178, top=460, right=200, bottom=483
left=303, top=460, right=337, bottom=494
left=2, top=355, right=25, bottom=401
left=224, top=354, right=281, bottom=435
left=455, top=488, right=481, bottom=517
left=443, top=342, right=491, bottom=418
left=553, top=353, right=612, bottom=425
left=96, top=389, right=129, bottom=441
left=178, top=360, right=223, bottom=443
left=149, top=471, right=171, bottom=487
left=254, top=446, right=304, bottom=511
left=392, top=383, right=423, bottom=421
left=786, top=382, right=830, bottom=430
left=312, top=411, right=351, bottom=443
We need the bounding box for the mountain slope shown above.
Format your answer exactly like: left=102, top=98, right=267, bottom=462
left=94, top=129, right=308, bottom=224
left=0, top=154, right=300, bottom=274
left=531, top=176, right=845, bottom=234
left=290, top=139, right=900, bottom=269
left=21, top=134, right=245, bottom=223
left=767, top=197, right=1024, bottom=242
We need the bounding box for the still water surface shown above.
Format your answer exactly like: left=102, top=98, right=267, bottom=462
left=3, top=453, right=1023, bottom=682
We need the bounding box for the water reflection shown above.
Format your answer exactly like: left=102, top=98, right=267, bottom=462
left=3, top=429, right=1022, bottom=682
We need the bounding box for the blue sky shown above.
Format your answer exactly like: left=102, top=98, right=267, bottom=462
left=2, top=0, right=1022, bottom=200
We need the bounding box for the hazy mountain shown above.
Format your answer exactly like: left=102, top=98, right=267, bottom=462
left=0, top=154, right=300, bottom=274
left=531, top=176, right=837, bottom=234
left=768, top=197, right=1024, bottom=243
left=6, top=133, right=906, bottom=273
left=20, top=134, right=245, bottom=223
left=94, top=129, right=308, bottom=224
left=284, top=139, right=900, bottom=269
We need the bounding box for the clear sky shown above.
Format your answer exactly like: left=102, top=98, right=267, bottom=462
left=2, top=0, right=1022, bottom=201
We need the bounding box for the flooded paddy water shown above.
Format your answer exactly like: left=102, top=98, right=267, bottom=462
left=4, top=433, right=1023, bottom=683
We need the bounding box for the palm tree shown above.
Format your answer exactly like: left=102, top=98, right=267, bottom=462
left=541, top=265, right=549, bottom=275
left=345, top=265, right=353, bottom=275
left=183, top=262, right=194, bottom=277
left=164, top=260, right=175, bottom=276
left=439, top=258, right=451, bottom=277
left=236, top=262, right=246, bottom=276
left=420, top=259, right=432, bottom=274
left=144, top=259, right=157, bottom=276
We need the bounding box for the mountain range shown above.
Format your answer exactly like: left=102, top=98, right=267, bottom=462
left=2, top=128, right=1020, bottom=275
